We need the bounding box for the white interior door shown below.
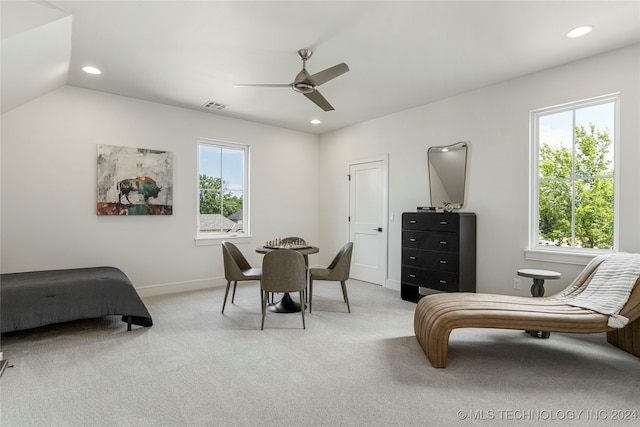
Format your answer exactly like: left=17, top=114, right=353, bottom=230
left=348, top=158, right=387, bottom=285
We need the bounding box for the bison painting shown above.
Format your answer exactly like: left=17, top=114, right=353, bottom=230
left=117, top=177, right=163, bottom=204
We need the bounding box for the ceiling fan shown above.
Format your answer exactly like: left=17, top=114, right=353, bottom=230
left=234, top=49, right=349, bottom=112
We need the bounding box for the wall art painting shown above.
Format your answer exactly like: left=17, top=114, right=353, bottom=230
left=97, top=145, right=173, bottom=215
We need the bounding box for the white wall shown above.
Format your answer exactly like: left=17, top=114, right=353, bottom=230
left=2, top=45, right=638, bottom=299
left=1, top=86, right=320, bottom=295
left=318, top=44, right=640, bottom=296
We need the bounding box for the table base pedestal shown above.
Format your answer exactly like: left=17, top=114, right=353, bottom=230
left=267, top=293, right=302, bottom=313
left=526, top=330, right=551, bottom=339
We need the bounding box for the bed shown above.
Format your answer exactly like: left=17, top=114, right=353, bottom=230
left=1, top=266, right=153, bottom=333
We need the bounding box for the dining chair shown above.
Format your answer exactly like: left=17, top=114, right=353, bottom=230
left=309, top=242, right=353, bottom=313
left=260, top=250, right=307, bottom=330
left=221, top=241, right=262, bottom=314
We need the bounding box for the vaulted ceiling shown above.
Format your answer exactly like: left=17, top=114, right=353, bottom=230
left=2, top=1, right=639, bottom=134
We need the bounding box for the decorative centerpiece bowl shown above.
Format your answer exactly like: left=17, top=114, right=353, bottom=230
left=264, top=237, right=310, bottom=249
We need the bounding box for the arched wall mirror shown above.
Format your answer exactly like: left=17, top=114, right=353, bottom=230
left=428, top=142, right=468, bottom=209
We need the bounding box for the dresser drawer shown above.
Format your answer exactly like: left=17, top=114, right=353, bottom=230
left=402, top=248, right=459, bottom=273
left=402, top=231, right=459, bottom=253
left=401, top=267, right=459, bottom=292
left=402, top=213, right=459, bottom=232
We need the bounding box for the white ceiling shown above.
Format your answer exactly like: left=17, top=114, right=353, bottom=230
left=2, top=1, right=639, bottom=134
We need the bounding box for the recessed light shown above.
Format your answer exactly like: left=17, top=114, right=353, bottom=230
left=567, top=25, right=593, bottom=38
left=82, top=66, right=102, bottom=75
left=310, top=119, right=321, bottom=125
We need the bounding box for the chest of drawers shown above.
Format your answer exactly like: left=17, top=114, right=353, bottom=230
left=401, top=212, right=476, bottom=302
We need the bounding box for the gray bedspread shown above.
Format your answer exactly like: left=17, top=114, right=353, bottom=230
left=1, top=266, right=153, bottom=333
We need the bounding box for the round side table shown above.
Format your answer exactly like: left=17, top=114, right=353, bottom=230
left=517, top=269, right=561, bottom=339
left=517, top=269, right=561, bottom=297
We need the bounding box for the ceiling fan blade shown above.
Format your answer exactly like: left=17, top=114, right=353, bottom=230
left=308, top=63, right=349, bottom=86
left=233, top=83, right=291, bottom=88
left=304, top=90, right=335, bottom=111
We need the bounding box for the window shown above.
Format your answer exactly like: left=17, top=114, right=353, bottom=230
left=531, top=94, right=618, bottom=253
left=197, top=139, right=248, bottom=237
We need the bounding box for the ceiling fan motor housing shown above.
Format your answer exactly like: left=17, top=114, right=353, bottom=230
left=293, top=54, right=315, bottom=93
left=293, top=67, right=315, bottom=93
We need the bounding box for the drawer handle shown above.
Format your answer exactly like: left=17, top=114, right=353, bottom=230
left=439, top=241, right=447, bottom=245
left=439, top=280, right=447, bottom=284
left=409, top=220, right=417, bottom=224
left=409, top=256, right=416, bottom=260
left=410, top=238, right=416, bottom=242
left=409, top=274, right=416, bottom=278
left=439, top=260, right=447, bottom=264
left=440, top=221, right=448, bottom=225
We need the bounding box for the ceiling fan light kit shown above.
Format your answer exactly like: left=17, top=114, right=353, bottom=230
left=235, top=49, right=349, bottom=112
left=292, top=83, right=315, bottom=94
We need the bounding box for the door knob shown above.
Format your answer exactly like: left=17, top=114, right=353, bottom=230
left=372, top=227, right=383, bottom=232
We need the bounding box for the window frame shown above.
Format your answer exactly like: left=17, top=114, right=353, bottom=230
left=195, top=137, right=250, bottom=244
left=527, top=94, right=620, bottom=264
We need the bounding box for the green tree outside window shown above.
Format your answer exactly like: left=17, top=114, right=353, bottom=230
left=199, top=174, right=243, bottom=217
left=538, top=123, right=614, bottom=249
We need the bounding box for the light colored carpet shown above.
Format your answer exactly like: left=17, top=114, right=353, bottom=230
left=1, top=280, right=639, bottom=426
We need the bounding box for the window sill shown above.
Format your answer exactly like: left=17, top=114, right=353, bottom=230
left=524, top=248, right=609, bottom=266
left=194, top=234, right=252, bottom=247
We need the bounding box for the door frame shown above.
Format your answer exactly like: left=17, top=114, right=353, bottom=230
left=346, top=154, right=389, bottom=287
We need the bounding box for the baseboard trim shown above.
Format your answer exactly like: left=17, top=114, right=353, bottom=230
left=137, top=277, right=227, bottom=297
left=385, top=278, right=401, bottom=291
left=137, top=274, right=385, bottom=298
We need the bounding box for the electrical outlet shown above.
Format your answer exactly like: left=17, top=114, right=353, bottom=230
left=513, top=278, right=521, bottom=290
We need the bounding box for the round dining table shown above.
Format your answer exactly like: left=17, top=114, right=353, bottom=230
left=255, top=245, right=319, bottom=313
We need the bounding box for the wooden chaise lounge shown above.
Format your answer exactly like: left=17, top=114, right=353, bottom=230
left=414, top=255, right=640, bottom=368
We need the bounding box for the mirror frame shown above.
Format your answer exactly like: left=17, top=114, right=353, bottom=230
left=427, top=141, right=468, bottom=209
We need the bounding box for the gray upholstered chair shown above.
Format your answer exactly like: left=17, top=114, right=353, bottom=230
left=260, top=250, right=307, bottom=330
left=309, top=242, right=353, bottom=313
left=221, top=241, right=262, bottom=314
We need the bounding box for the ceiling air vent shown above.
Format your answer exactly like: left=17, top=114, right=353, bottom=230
left=202, top=101, right=229, bottom=110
